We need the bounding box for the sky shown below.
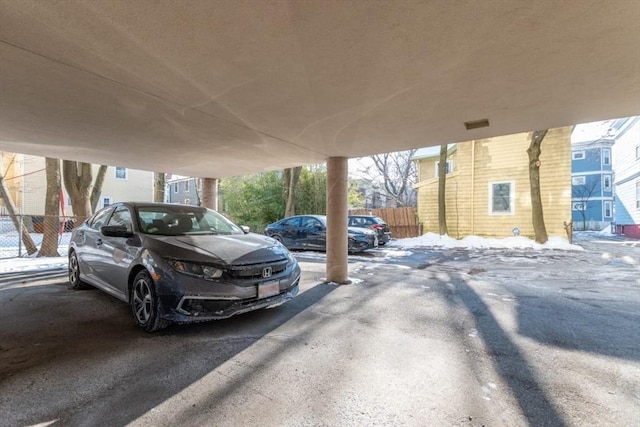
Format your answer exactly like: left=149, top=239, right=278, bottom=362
left=0, top=231, right=597, bottom=274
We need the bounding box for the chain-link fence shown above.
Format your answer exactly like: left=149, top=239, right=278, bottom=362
left=0, top=214, right=76, bottom=259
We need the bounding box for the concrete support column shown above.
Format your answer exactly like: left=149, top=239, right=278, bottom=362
left=326, top=157, right=349, bottom=284
left=202, top=178, right=219, bottom=210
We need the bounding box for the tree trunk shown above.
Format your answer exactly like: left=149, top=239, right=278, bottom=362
left=438, top=144, right=449, bottom=235
left=527, top=130, right=549, bottom=244
left=38, top=158, right=61, bottom=257
left=90, top=165, right=108, bottom=213
left=0, top=173, right=38, bottom=255
left=62, top=160, right=93, bottom=224
left=154, top=172, right=166, bottom=203
left=284, top=167, right=302, bottom=217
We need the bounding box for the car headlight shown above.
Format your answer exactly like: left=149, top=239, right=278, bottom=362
left=168, top=260, right=224, bottom=279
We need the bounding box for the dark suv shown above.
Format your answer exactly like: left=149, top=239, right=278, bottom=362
left=347, top=215, right=392, bottom=245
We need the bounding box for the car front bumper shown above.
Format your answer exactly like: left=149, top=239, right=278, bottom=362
left=155, top=263, right=301, bottom=323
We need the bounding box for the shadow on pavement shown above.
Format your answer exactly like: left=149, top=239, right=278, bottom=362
left=452, top=277, right=567, bottom=427
left=0, top=279, right=337, bottom=426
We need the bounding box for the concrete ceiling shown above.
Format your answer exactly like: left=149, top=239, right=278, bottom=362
left=1, top=0, right=639, bottom=178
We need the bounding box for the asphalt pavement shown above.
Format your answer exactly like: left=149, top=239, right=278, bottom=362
left=0, top=233, right=638, bottom=426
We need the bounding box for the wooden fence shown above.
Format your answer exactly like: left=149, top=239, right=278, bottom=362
left=349, top=207, right=420, bottom=239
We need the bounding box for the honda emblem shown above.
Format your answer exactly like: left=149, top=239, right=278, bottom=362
left=262, top=267, right=272, bottom=278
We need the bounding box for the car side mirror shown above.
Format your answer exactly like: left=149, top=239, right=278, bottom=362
left=101, top=225, right=134, bottom=238
left=241, top=225, right=250, bottom=234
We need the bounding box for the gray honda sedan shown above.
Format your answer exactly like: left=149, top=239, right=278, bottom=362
left=68, top=202, right=300, bottom=331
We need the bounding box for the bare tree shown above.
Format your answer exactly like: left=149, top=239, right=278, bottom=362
left=527, top=130, right=549, bottom=243
left=366, top=149, right=417, bottom=207
left=90, top=165, right=108, bottom=213
left=437, top=144, right=449, bottom=235
left=62, top=161, right=93, bottom=224
left=154, top=172, right=166, bottom=203
left=38, top=158, right=61, bottom=257
left=572, top=179, right=599, bottom=230
left=284, top=166, right=302, bottom=217
left=0, top=169, right=38, bottom=255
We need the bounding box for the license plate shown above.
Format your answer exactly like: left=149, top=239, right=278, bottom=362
left=258, top=280, right=280, bottom=299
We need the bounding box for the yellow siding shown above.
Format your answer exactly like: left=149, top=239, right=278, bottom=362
left=1, top=154, right=153, bottom=215
left=415, top=127, right=572, bottom=239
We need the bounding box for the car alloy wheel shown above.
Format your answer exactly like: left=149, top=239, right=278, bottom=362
left=131, top=270, right=169, bottom=332
left=68, top=251, right=88, bottom=290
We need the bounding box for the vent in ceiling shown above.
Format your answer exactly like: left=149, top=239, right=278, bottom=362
left=464, top=119, right=490, bottom=130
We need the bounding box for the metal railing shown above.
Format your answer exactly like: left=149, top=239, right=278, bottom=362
left=0, top=214, right=76, bottom=259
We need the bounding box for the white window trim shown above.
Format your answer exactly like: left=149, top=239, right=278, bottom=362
left=603, top=201, right=612, bottom=218
left=603, top=175, right=612, bottom=191
left=636, top=180, right=640, bottom=210
left=489, top=180, right=515, bottom=215
left=572, top=176, right=586, bottom=186
left=572, top=202, right=585, bottom=211
left=185, top=180, right=190, bottom=192
left=173, top=183, right=179, bottom=193
left=434, top=160, right=453, bottom=177
left=102, top=196, right=112, bottom=208
left=602, top=148, right=611, bottom=166
left=636, top=145, right=640, bottom=160
left=572, top=151, right=585, bottom=160
left=114, top=167, right=127, bottom=180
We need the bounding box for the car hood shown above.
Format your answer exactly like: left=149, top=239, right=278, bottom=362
left=347, top=226, right=375, bottom=235
left=147, top=233, right=288, bottom=265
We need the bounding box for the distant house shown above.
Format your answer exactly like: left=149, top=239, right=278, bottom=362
left=570, top=138, right=615, bottom=231
left=413, top=127, right=572, bottom=239
left=0, top=153, right=153, bottom=216
left=166, top=175, right=201, bottom=206
left=611, top=117, right=640, bottom=238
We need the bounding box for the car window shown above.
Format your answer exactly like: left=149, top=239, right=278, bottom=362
left=302, top=217, right=323, bottom=229
left=280, top=217, right=300, bottom=228
left=89, top=206, right=114, bottom=230
left=374, top=217, right=386, bottom=224
left=107, top=207, right=133, bottom=232
left=137, top=205, right=243, bottom=236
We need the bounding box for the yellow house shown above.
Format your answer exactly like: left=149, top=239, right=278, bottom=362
left=413, top=127, right=572, bottom=239
left=1, top=153, right=154, bottom=216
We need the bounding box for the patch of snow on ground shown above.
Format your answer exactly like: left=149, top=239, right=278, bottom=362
left=0, top=256, right=67, bottom=273
left=389, top=232, right=583, bottom=251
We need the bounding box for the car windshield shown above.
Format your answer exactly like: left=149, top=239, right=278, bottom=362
left=137, top=205, right=243, bottom=236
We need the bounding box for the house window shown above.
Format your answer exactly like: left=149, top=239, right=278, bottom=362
left=197, top=179, right=202, bottom=191
left=603, top=175, right=612, bottom=192
left=572, top=202, right=585, bottom=211
left=572, top=151, right=585, bottom=160
left=435, top=161, right=453, bottom=177
left=604, top=201, right=612, bottom=218
left=173, top=183, right=178, bottom=193
left=185, top=180, right=190, bottom=192
left=572, top=176, right=586, bottom=186
left=636, top=180, right=640, bottom=210
left=115, top=167, right=127, bottom=180
left=602, top=149, right=611, bottom=166
left=490, top=181, right=514, bottom=214
left=102, top=197, right=112, bottom=207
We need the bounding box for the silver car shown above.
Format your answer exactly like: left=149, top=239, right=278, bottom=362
left=68, top=202, right=300, bottom=331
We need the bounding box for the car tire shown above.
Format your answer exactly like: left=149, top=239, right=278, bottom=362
left=68, top=251, right=89, bottom=290
left=273, top=234, right=283, bottom=243
left=130, top=270, right=170, bottom=332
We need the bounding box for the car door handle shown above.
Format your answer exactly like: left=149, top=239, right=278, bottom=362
left=96, top=238, right=103, bottom=246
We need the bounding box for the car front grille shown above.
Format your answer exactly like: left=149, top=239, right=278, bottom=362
left=227, top=258, right=289, bottom=279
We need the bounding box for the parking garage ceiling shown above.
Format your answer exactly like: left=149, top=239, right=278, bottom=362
left=1, top=1, right=639, bottom=178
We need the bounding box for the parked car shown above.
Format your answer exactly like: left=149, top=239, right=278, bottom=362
left=68, top=202, right=300, bottom=331
left=347, top=215, right=392, bottom=245
left=264, top=215, right=377, bottom=253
